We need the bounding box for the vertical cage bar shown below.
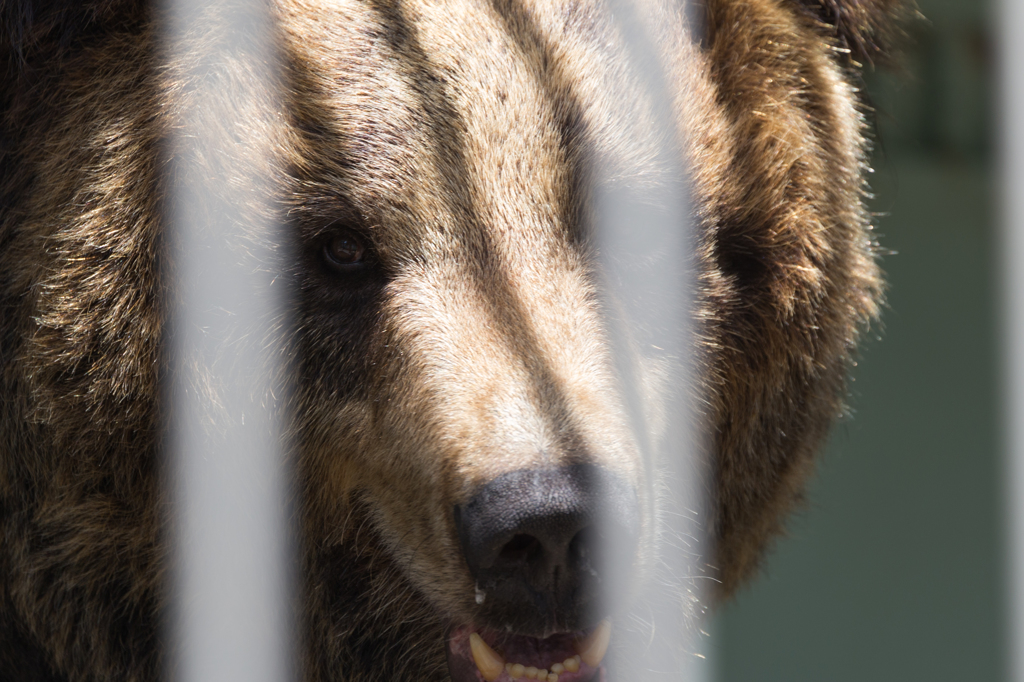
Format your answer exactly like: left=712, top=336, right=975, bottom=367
left=597, top=1, right=712, bottom=679
left=1001, top=0, right=1024, bottom=678
left=164, top=0, right=295, bottom=681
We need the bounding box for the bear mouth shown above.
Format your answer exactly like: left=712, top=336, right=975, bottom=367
left=445, top=621, right=610, bottom=682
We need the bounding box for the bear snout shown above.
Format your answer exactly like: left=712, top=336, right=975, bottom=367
left=453, top=464, right=640, bottom=636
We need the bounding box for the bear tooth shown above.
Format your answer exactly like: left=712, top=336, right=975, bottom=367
left=577, top=620, right=611, bottom=668
left=563, top=657, right=580, bottom=673
left=525, top=666, right=538, bottom=678
left=547, top=675, right=558, bottom=682
left=551, top=663, right=564, bottom=674
left=510, top=663, right=526, bottom=678
left=469, top=633, right=505, bottom=682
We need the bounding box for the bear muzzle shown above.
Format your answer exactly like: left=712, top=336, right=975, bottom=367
left=447, top=465, right=638, bottom=682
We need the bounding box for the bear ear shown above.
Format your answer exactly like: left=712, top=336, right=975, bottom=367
left=794, top=0, right=912, bottom=66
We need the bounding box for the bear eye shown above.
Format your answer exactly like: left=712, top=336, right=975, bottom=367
left=323, top=230, right=367, bottom=271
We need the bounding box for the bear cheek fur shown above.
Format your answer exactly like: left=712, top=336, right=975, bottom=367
left=0, top=28, right=166, bottom=682
left=695, top=0, right=884, bottom=595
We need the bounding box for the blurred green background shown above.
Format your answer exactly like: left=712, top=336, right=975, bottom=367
left=715, top=0, right=1004, bottom=679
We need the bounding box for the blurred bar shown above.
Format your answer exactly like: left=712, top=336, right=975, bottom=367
left=1000, top=0, right=1024, bottom=679
left=164, top=1, right=296, bottom=681
left=597, top=1, right=712, bottom=680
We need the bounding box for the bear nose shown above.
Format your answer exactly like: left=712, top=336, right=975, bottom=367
left=453, top=464, right=640, bottom=635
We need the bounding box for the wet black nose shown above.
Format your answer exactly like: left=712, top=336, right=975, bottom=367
left=453, top=464, right=640, bottom=635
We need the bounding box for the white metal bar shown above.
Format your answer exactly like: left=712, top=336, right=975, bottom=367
left=164, top=1, right=295, bottom=681
left=597, top=1, right=711, bottom=679
left=1001, top=0, right=1024, bottom=675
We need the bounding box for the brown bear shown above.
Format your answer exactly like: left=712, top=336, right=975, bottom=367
left=0, top=0, right=902, bottom=680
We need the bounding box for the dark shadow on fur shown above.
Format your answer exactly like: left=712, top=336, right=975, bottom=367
left=0, top=592, right=65, bottom=682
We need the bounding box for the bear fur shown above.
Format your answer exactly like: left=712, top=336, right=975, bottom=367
left=0, top=0, right=901, bottom=680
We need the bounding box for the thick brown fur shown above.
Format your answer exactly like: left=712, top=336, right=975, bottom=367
left=0, top=0, right=895, bottom=680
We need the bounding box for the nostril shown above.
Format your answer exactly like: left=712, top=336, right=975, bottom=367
left=568, top=526, right=597, bottom=566
left=497, top=533, right=543, bottom=565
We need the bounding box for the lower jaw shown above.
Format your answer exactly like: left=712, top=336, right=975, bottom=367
left=445, top=622, right=610, bottom=682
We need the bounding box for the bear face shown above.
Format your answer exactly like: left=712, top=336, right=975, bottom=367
left=0, top=0, right=900, bottom=680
